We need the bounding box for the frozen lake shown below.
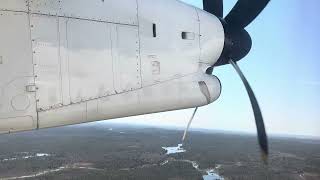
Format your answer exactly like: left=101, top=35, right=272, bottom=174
left=162, top=144, right=186, bottom=155
left=162, top=144, right=224, bottom=180
left=203, top=170, right=224, bottom=180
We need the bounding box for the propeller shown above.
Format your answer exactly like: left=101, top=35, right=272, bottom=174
left=224, top=0, right=271, bottom=29
left=229, top=60, right=268, bottom=162
left=203, top=0, right=223, bottom=18
left=202, top=0, right=270, bottom=162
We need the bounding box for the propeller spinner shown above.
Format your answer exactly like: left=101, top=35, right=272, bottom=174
left=203, top=0, right=270, bottom=162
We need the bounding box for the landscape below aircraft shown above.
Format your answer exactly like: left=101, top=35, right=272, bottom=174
left=0, top=0, right=270, bottom=160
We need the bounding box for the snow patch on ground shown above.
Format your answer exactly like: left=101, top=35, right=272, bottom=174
left=1, top=152, right=51, bottom=162
left=162, top=144, right=186, bottom=155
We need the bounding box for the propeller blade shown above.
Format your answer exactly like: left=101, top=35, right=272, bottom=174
left=203, top=0, right=223, bottom=18
left=224, top=0, right=270, bottom=29
left=229, top=60, right=268, bottom=162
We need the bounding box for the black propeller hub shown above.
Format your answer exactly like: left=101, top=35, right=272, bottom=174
left=215, top=21, right=252, bottom=66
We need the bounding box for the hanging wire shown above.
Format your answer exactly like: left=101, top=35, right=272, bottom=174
left=181, top=107, right=198, bottom=144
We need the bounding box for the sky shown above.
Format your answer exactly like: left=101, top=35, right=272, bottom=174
left=102, top=0, right=320, bottom=137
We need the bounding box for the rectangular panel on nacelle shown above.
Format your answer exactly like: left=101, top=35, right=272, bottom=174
left=29, top=0, right=60, bottom=15
left=30, top=14, right=62, bottom=110
left=112, top=25, right=141, bottom=93
left=29, top=0, right=138, bottom=25
left=0, top=0, right=28, bottom=11
left=60, top=0, right=138, bottom=25
left=0, top=11, right=37, bottom=133
left=67, top=19, right=115, bottom=103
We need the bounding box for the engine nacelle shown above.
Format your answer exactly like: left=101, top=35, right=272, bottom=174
left=37, top=73, right=221, bottom=129
left=0, top=0, right=223, bottom=134
left=197, top=9, right=225, bottom=66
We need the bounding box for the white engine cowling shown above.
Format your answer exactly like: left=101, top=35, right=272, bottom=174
left=197, top=9, right=225, bottom=66
left=37, top=73, right=221, bottom=129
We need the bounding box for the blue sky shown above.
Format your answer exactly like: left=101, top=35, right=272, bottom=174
left=104, top=0, right=320, bottom=137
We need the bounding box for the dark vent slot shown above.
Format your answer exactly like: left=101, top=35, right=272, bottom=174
left=182, top=32, right=187, bottom=39
left=182, top=32, right=195, bottom=40
left=153, top=23, right=157, bottom=37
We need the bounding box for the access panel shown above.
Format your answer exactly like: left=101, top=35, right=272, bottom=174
left=112, top=24, right=141, bottom=93
left=30, top=14, right=62, bottom=111
left=67, top=19, right=115, bottom=103
left=0, top=11, right=37, bottom=133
